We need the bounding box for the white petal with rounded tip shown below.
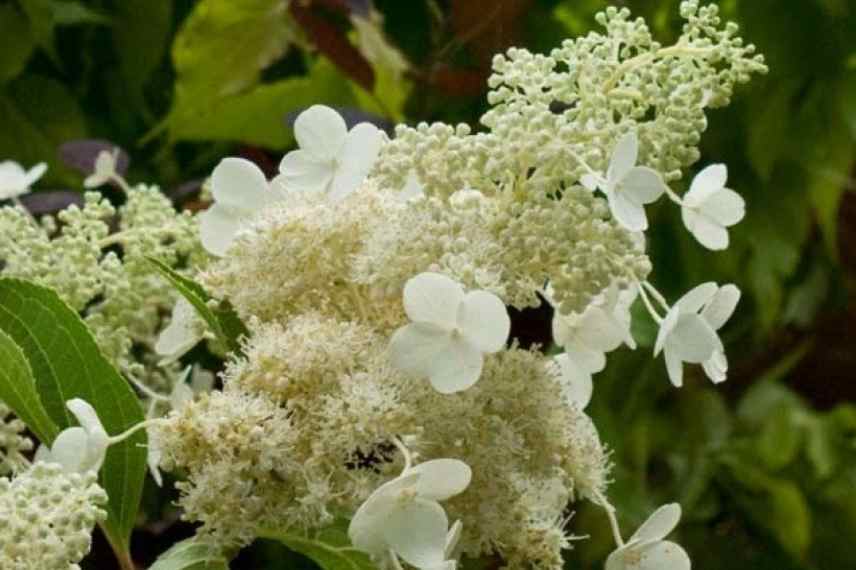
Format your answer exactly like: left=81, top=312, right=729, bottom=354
left=445, top=520, right=462, bottom=557
left=608, top=133, right=639, bottom=183
left=654, top=307, right=679, bottom=356
left=148, top=437, right=163, bottom=487
left=565, top=342, right=606, bottom=374
left=684, top=208, right=729, bottom=250
left=579, top=307, right=626, bottom=353
left=605, top=545, right=632, bottom=570
left=390, top=323, right=454, bottom=379
left=211, top=157, right=270, bottom=211
left=702, top=187, right=744, bottom=226
left=294, top=105, right=348, bottom=160
left=701, top=284, right=740, bottom=330
left=155, top=299, right=202, bottom=359
left=49, top=427, right=89, bottom=473
left=67, top=399, right=102, bottom=434
left=409, top=459, right=472, bottom=501
left=556, top=354, right=593, bottom=408
left=622, top=167, right=666, bottom=204
left=349, top=472, right=421, bottom=555
left=341, top=122, right=383, bottom=171
left=458, top=290, right=510, bottom=353
left=676, top=282, right=718, bottom=313
left=702, top=350, right=728, bottom=384
left=685, top=164, right=727, bottom=207
left=23, top=162, right=48, bottom=187
left=664, top=346, right=684, bottom=387
left=170, top=382, right=194, bottom=409
left=426, top=338, right=483, bottom=394
left=278, top=150, right=334, bottom=194
left=381, top=498, right=448, bottom=568
left=668, top=314, right=719, bottom=362
left=630, top=503, right=682, bottom=543
left=634, top=540, right=691, bottom=570
left=199, top=203, right=245, bottom=257
left=580, top=173, right=602, bottom=191
left=608, top=189, right=648, bottom=231
left=403, top=273, right=464, bottom=328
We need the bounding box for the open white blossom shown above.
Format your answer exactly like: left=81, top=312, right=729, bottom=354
left=0, top=160, right=46, bottom=200
left=278, top=105, right=383, bottom=201
left=36, top=399, right=109, bottom=474
left=154, top=297, right=207, bottom=363
left=554, top=354, right=593, bottom=409
left=681, top=164, right=745, bottom=250
left=83, top=148, right=121, bottom=189
left=389, top=272, right=510, bottom=394
left=552, top=283, right=637, bottom=374
left=654, top=282, right=738, bottom=387
left=199, top=157, right=283, bottom=256
left=605, top=503, right=690, bottom=570
left=349, top=457, right=471, bottom=569
left=581, top=133, right=666, bottom=231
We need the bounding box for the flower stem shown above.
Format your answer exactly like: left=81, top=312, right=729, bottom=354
left=592, top=488, right=625, bottom=548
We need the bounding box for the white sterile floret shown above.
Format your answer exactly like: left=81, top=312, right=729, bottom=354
left=554, top=354, right=593, bottom=409
left=654, top=282, right=738, bottom=387
left=278, top=105, right=384, bottom=201
left=83, top=147, right=121, bottom=189
left=605, top=503, right=690, bottom=570
left=389, top=272, right=511, bottom=394
left=681, top=164, right=745, bottom=250
left=154, top=297, right=207, bottom=363
left=199, top=157, right=284, bottom=256
left=36, top=399, right=109, bottom=474
left=0, top=160, right=46, bottom=200
left=399, top=170, right=426, bottom=201
left=348, top=457, right=471, bottom=570
left=552, top=283, right=637, bottom=375
left=580, top=133, right=666, bottom=232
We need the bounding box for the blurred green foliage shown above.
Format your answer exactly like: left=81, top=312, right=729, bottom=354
left=1, top=1, right=854, bottom=569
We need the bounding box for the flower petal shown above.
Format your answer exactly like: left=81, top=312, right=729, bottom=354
left=664, top=346, right=684, bottom=387
left=403, top=272, right=464, bottom=329
left=445, top=520, right=462, bottom=557
left=579, top=306, right=626, bottom=353
left=608, top=189, right=648, bottom=231
left=409, top=458, right=472, bottom=501
left=329, top=123, right=384, bottom=201
left=428, top=338, right=484, bottom=394
left=608, top=133, right=639, bottom=183
left=66, top=398, right=103, bottom=434
left=278, top=150, right=334, bottom=194
left=676, top=282, right=718, bottom=314
left=555, top=354, right=594, bottom=408
left=211, top=157, right=270, bottom=211
left=155, top=298, right=203, bottom=361
left=199, top=203, right=246, bottom=257
left=668, top=314, right=720, bottom=363
left=390, top=323, right=454, bottom=378
left=634, top=540, right=691, bottom=570
left=702, top=187, right=745, bottom=227
left=23, top=162, right=48, bottom=187
left=605, top=545, right=633, bottom=570
left=294, top=104, right=348, bottom=161
left=630, top=503, right=682, bottom=543
left=685, top=208, right=729, bottom=250
left=47, top=427, right=89, bottom=473
left=685, top=164, right=727, bottom=207
left=381, top=498, right=449, bottom=568
left=622, top=167, right=665, bottom=204
left=565, top=341, right=606, bottom=373
left=349, top=472, right=420, bottom=556
left=458, top=290, right=510, bottom=353
left=702, top=350, right=728, bottom=384
left=654, top=307, right=680, bottom=356
left=701, top=284, right=740, bottom=330
left=580, top=173, right=602, bottom=191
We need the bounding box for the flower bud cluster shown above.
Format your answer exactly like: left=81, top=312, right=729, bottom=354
left=0, top=402, right=32, bottom=476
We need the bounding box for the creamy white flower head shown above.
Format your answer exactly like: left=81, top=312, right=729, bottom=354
left=199, top=157, right=283, bottom=256
left=348, top=458, right=471, bottom=570
left=278, top=105, right=384, bottom=201
left=554, top=354, right=593, bottom=409
left=0, top=160, right=47, bottom=200
left=155, top=297, right=206, bottom=364
left=581, top=133, right=666, bottom=231
left=389, top=272, right=511, bottom=394
left=35, top=399, right=109, bottom=474
left=681, top=164, right=745, bottom=250
left=605, top=503, right=690, bottom=570
left=552, top=283, right=637, bottom=374
left=654, top=282, right=738, bottom=387
left=83, top=148, right=121, bottom=189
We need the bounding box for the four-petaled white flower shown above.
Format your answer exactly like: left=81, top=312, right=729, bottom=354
left=155, top=297, right=207, bottom=364
left=606, top=503, right=691, bottom=570
left=681, top=164, right=745, bottom=250
left=83, top=148, right=121, bottom=189
left=349, top=458, right=470, bottom=570
left=654, top=282, right=739, bottom=387
left=580, top=133, right=666, bottom=231
left=199, top=157, right=284, bottom=256
left=0, top=160, right=47, bottom=201
left=552, top=283, right=637, bottom=375
left=389, top=272, right=510, bottom=394
left=35, top=399, right=109, bottom=474
left=278, top=105, right=384, bottom=201
left=554, top=354, right=593, bottom=409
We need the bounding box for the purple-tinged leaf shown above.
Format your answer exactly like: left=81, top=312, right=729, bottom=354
left=344, top=0, right=372, bottom=16
left=169, top=179, right=204, bottom=206
left=19, top=191, right=84, bottom=216
left=58, top=139, right=130, bottom=176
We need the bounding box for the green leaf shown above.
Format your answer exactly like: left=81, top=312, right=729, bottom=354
left=259, top=523, right=376, bottom=570
left=0, top=328, right=57, bottom=443
left=51, top=1, right=110, bottom=25
left=147, top=258, right=248, bottom=355
left=168, top=58, right=354, bottom=148
left=0, top=279, right=146, bottom=555
left=0, top=4, right=35, bottom=84
left=149, top=539, right=230, bottom=570
left=755, top=404, right=802, bottom=471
